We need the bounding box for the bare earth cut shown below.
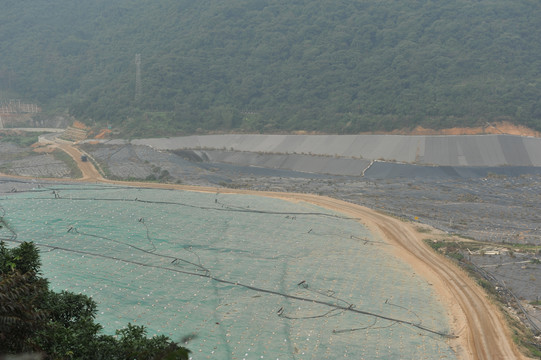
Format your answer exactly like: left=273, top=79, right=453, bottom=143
left=8, top=142, right=532, bottom=360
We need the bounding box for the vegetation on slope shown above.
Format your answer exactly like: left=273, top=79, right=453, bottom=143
left=1, top=0, right=541, bottom=135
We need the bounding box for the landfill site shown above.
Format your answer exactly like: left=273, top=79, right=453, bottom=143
left=1, top=132, right=541, bottom=343
left=85, top=134, right=541, bottom=243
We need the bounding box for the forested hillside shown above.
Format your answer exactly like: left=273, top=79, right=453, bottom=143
left=1, top=0, right=540, bottom=135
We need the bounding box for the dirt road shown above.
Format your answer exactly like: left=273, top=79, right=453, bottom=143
left=47, top=143, right=531, bottom=359
left=56, top=143, right=103, bottom=180
left=278, top=194, right=524, bottom=360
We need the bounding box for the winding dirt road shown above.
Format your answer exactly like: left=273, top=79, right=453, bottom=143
left=56, top=143, right=103, bottom=180
left=30, top=142, right=532, bottom=359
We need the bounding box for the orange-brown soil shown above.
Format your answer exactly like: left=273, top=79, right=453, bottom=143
left=381, top=121, right=541, bottom=137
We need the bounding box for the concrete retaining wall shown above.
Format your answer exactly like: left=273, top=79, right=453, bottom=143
left=133, top=134, right=541, bottom=167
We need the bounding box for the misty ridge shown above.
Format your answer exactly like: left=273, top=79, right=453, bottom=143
left=1, top=0, right=540, bottom=136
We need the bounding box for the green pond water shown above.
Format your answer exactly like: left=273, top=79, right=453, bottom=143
left=1, top=184, right=456, bottom=359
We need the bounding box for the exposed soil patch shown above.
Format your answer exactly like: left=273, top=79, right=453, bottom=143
left=372, top=121, right=541, bottom=137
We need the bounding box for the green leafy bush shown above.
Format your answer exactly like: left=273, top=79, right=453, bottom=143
left=0, top=241, right=190, bottom=359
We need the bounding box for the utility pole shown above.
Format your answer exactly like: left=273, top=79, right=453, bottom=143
left=135, top=54, right=142, bottom=102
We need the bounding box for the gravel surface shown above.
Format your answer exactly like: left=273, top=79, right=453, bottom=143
left=0, top=142, right=71, bottom=178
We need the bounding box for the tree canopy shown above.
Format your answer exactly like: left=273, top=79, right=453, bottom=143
left=1, top=0, right=540, bottom=135
left=0, top=241, right=190, bottom=359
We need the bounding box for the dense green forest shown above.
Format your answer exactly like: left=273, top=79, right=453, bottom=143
left=1, top=0, right=541, bottom=135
